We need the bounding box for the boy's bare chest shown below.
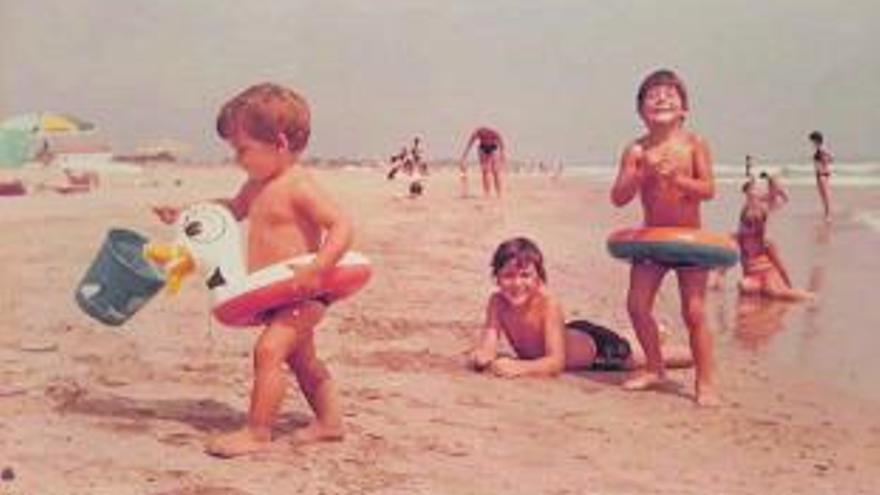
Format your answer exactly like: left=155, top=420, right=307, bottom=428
left=641, top=142, right=693, bottom=173
left=500, top=306, right=545, bottom=348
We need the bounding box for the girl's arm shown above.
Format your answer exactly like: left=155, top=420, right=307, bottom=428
left=610, top=143, right=644, bottom=206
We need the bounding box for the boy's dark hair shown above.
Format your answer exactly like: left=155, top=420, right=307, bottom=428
left=491, top=237, right=547, bottom=282
left=217, top=82, right=311, bottom=153
left=808, top=130, right=824, bottom=145
left=636, top=69, right=689, bottom=111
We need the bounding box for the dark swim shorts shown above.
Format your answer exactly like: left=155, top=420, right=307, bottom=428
left=479, top=142, right=499, bottom=155
left=566, top=319, right=632, bottom=371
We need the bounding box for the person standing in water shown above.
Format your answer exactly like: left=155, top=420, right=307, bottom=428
left=809, top=130, right=833, bottom=221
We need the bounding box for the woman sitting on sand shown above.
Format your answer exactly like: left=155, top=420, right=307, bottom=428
left=467, top=237, right=693, bottom=378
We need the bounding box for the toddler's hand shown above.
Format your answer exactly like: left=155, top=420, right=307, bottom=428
left=290, top=262, right=323, bottom=295
left=152, top=205, right=181, bottom=225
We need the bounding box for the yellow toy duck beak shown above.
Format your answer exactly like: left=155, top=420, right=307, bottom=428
left=143, top=243, right=195, bottom=295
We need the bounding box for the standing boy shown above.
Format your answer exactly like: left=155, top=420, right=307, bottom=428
left=610, top=69, right=719, bottom=406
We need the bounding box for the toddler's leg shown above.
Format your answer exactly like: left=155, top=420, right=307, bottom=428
left=286, top=323, right=344, bottom=444
left=205, top=302, right=324, bottom=457
left=623, top=262, right=668, bottom=390
left=676, top=269, right=720, bottom=407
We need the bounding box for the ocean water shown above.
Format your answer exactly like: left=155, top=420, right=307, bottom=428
left=699, top=183, right=880, bottom=403
left=566, top=161, right=880, bottom=188
left=565, top=160, right=880, bottom=236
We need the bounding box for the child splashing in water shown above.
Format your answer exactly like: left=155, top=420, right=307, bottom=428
left=467, top=237, right=693, bottom=377
left=609, top=69, right=719, bottom=406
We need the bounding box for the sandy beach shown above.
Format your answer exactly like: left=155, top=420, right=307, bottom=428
left=1, top=165, right=879, bottom=495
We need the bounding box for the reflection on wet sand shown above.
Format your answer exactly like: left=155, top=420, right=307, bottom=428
left=734, top=296, right=794, bottom=350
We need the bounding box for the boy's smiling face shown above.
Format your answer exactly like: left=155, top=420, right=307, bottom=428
left=639, top=83, right=686, bottom=127
left=495, top=259, right=543, bottom=307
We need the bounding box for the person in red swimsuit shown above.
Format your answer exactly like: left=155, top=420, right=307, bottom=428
left=459, top=126, right=506, bottom=197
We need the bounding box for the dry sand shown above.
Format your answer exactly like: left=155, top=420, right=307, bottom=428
left=1, top=165, right=878, bottom=495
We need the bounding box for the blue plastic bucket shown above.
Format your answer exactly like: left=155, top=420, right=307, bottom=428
left=75, top=228, right=166, bottom=326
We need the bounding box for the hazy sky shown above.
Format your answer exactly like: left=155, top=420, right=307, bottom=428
left=2, top=1, right=878, bottom=164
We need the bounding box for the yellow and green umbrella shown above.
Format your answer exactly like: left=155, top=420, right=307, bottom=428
left=0, top=112, right=95, bottom=134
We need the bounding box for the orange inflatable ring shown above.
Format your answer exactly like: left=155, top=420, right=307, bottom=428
left=607, top=227, right=738, bottom=268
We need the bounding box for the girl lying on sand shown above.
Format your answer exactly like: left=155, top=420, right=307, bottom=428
left=467, top=237, right=693, bottom=378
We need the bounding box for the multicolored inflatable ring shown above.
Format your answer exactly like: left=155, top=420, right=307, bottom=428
left=607, top=227, right=739, bottom=268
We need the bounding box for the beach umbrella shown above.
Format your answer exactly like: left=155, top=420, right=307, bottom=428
left=0, top=112, right=96, bottom=135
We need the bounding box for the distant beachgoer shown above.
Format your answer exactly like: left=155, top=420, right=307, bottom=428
left=736, top=203, right=814, bottom=301
left=153, top=83, right=354, bottom=457
left=744, top=154, right=755, bottom=180
left=467, top=237, right=693, bottom=377
left=759, top=171, right=788, bottom=210
left=809, top=130, right=833, bottom=221
left=410, top=135, right=427, bottom=175
left=610, top=68, right=718, bottom=406
left=386, top=146, right=409, bottom=180
left=459, top=126, right=505, bottom=197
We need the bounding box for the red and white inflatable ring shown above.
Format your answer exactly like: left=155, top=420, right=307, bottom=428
left=211, top=252, right=371, bottom=327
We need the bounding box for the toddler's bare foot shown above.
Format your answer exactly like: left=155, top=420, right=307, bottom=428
left=204, top=428, right=271, bottom=458
left=622, top=372, right=666, bottom=391
left=292, top=421, right=344, bottom=445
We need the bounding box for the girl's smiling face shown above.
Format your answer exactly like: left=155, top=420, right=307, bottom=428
left=495, top=259, right=543, bottom=307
